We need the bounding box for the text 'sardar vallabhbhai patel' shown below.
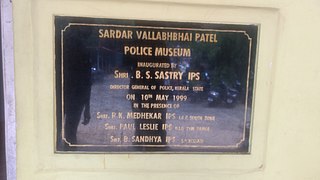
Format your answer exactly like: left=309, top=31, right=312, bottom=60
left=98, top=29, right=218, bottom=43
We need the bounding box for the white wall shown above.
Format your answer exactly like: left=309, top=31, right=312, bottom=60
left=13, top=0, right=320, bottom=180
left=1, top=1, right=16, bottom=180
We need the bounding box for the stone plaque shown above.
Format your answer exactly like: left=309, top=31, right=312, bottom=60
left=55, top=16, right=258, bottom=153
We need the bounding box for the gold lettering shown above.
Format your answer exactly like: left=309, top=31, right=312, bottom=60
left=195, top=33, right=218, bottom=43
left=98, top=29, right=133, bottom=39
left=124, top=46, right=153, bottom=56
left=98, top=29, right=104, bottom=38
left=154, top=71, right=183, bottom=80
left=114, top=70, right=129, bottom=78
left=135, top=31, right=192, bottom=42
left=97, top=112, right=108, bottom=119
left=139, top=123, right=159, bottom=130
left=154, top=47, right=191, bottom=57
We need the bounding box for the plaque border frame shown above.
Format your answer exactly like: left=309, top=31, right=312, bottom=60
left=54, top=16, right=258, bottom=153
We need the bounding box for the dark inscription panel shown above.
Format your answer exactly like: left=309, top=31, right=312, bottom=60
left=55, top=16, right=258, bottom=153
